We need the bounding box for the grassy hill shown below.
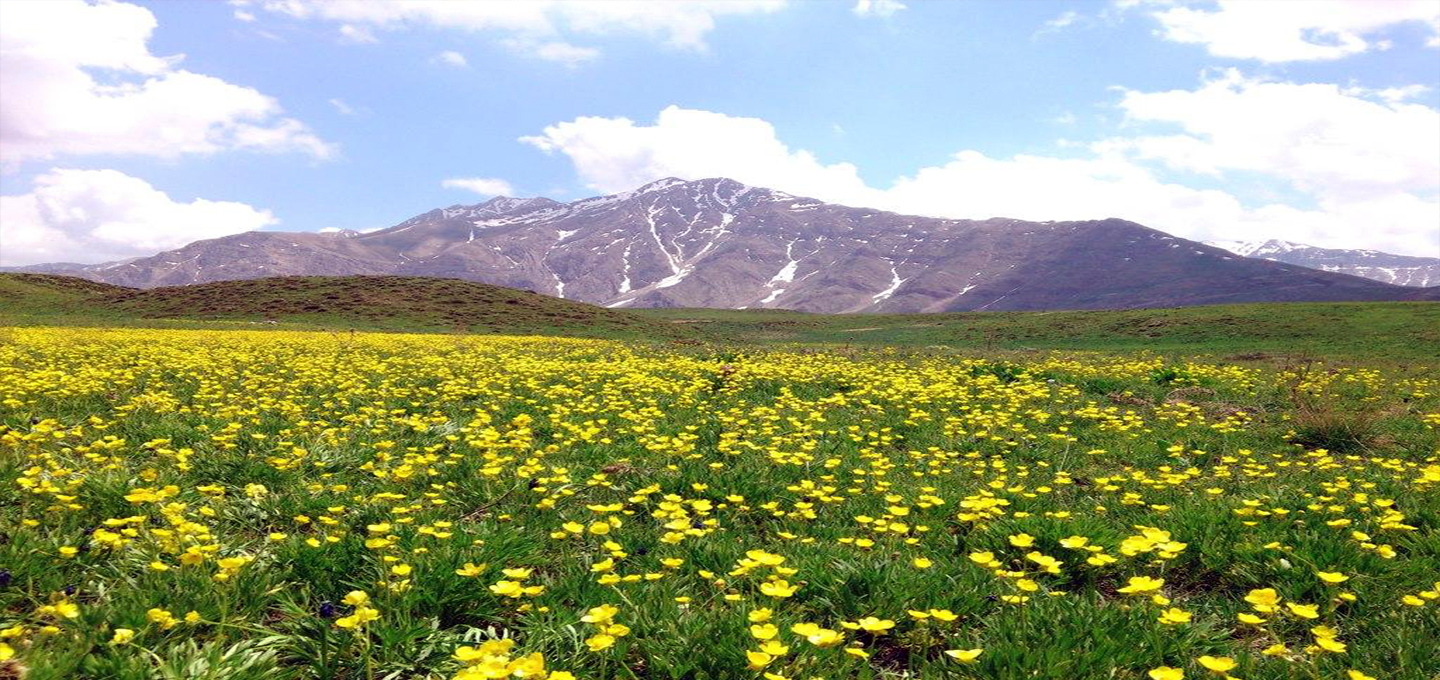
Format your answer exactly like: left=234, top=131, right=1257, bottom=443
left=0, top=272, right=121, bottom=313
left=0, top=273, right=679, bottom=338
left=3, top=273, right=1436, bottom=357
left=635, top=302, right=1440, bottom=358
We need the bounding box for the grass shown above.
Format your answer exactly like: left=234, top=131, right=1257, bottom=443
left=0, top=326, right=1437, bottom=680
left=0, top=274, right=684, bottom=340
left=0, top=273, right=121, bottom=315
left=4, top=273, right=1439, bottom=359
left=634, top=302, right=1440, bottom=358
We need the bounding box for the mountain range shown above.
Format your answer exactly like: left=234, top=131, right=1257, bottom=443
left=7, top=177, right=1436, bottom=312
left=1205, top=239, right=1439, bottom=288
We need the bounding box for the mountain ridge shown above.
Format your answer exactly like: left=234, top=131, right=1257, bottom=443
left=1205, top=239, right=1439, bottom=287
left=7, top=177, right=1434, bottom=312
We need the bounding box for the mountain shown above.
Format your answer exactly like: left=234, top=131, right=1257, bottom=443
left=10, top=178, right=1436, bottom=312
left=0, top=257, right=144, bottom=276
left=1206, top=239, right=1440, bottom=287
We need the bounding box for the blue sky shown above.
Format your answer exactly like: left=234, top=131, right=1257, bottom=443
left=2, top=0, right=1438, bottom=265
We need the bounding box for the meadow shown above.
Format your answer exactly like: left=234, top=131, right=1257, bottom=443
left=1, top=326, right=1437, bottom=680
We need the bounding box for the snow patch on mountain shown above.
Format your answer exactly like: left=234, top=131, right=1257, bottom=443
left=1207, top=239, right=1439, bottom=287
left=871, top=261, right=905, bottom=303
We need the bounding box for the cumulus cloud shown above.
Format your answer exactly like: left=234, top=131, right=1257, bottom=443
left=250, top=0, right=786, bottom=60
left=853, top=0, right=906, bottom=19
left=0, top=0, right=333, bottom=167
left=1109, top=70, right=1440, bottom=201
left=0, top=169, right=277, bottom=266
left=881, top=151, right=1439, bottom=257
left=1143, top=0, right=1440, bottom=61
left=442, top=177, right=516, bottom=197
left=521, top=92, right=1440, bottom=256
left=521, top=106, right=877, bottom=202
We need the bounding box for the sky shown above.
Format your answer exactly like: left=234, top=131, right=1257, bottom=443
left=1, top=0, right=1438, bottom=266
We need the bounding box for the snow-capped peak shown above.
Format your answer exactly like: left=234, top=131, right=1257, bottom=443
left=636, top=177, right=689, bottom=193
left=1204, top=238, right=1438, bottom=287
left=1205, top=239, right=1305, bottom=258
left=476, top=196, right=554, bottom=215
left=436, top=197, right=560, bottom=220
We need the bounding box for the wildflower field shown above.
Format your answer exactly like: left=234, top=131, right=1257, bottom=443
left=1, top=327, right=1437, bottom=680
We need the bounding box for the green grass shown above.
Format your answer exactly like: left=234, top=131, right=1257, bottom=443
left=4, top=273, right=1438, bottom=359
left=635, top=302, right=1440, bottom=358
left=0, top=274, right=684, bottom=340
left=0, top=273, right=123, bottom=315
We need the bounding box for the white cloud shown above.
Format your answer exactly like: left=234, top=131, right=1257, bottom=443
left=337, top=23, right=378, bottom=44
left=1363, top=84, right=1431, bottom=104
left=881, top=151, right=1439, bottom=257
left=0, top=0, right=333, bottom=167
left=1145, top=0, right=1440, bottom=61
left=1034, top=10, right=1082, bottom=37
left=328, top=98, right=356, bottom=115
left=522, top=97, right=1440, bottom=256
left=434, top=50, right=468, bottom=67
left=521, top=106, right=876, bottom=203
left=501, top=39, right=601, bottom=66
left=442, top=177, right=516, bottom=197
left=0, top=168, right=277, bottom=266
left=253, top=0, right=785, bottom=59
left=853, top=0, right=906, bottom=19
left=1110, top=70, right=1440, bottom=201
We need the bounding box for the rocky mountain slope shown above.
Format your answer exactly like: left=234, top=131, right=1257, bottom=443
left=10, top=178, right=1435, bottom=312
left=1206, top=239, right=1440, bottom=287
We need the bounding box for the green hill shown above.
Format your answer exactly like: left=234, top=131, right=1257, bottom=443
left=635, top=302, right=1440, bottom=358
left=0, top=273, right=678, bottom=338
left=3, top=273, right=1435, bottom=358
left=0, top=272, right=122, bottom=313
